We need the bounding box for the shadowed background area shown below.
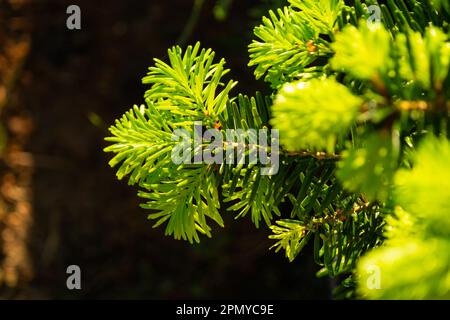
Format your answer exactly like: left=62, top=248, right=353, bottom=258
left=0, top=0, right=329, bottom=299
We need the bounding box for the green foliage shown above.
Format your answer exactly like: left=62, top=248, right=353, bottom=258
left=430, top=0, right=450, bottom=18
left=358, top=142, right=450, bottom=300
left=105, top=0, right=450, bottom=299
left=331, top=22, right=391, bottom=80
left=272, top=78, right=362, bottom=152
left=142, top=42, right=237, bottom=123
left=219, top=94, right=285, bottom=228
left=248, top=6, right=328, bottom=88
left=269, top=219, right=309, bottom=262
left=332, top=23, right=450, bottom=97
left=105, top=103, right=223, bottom=243
left=358, top=137, right=450, bottom=299
left=358, top=236, right=450, bottom=299
left=139, top=164, right=223, bottom=243
left=337, top=132, right=398, bottom=202
left=289, top=0, right=344, bottom=33
left=395, top=136, right=450, bottom=234
left=105, top=104, right=175, bottom=186
left=106, top=43, right=237, bottom=243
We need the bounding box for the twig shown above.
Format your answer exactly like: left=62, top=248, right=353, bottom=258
left=177, top=0, right=205, bottom=47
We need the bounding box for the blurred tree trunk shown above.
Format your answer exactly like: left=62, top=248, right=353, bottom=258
left=0, top=0, right=33, bottom=294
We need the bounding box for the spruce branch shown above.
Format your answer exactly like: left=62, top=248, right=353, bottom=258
left=248, top=6, right=332, bottom=88
left=103, top=0, right=450, bottom=299
left=106, top=43, right=238, bottom=242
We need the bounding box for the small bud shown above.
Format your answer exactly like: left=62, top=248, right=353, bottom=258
left=214, top=120, right=222, bottom=130
left=306, top=40, right=317, bottom=54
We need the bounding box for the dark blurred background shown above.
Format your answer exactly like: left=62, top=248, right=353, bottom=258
left=0, top=0, right=329, bottom=299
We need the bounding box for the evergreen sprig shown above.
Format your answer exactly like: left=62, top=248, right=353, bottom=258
left=106, top=43, right=238, bottom=243
left=248, top=5, right=333, bottom=88
left=358, top=137, right=450, bottom=299
left=105, top=0, right=450, bottom=299
left=272, top=78, right=362, bottom=153
left=142, top=42, right=238, bottom=124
